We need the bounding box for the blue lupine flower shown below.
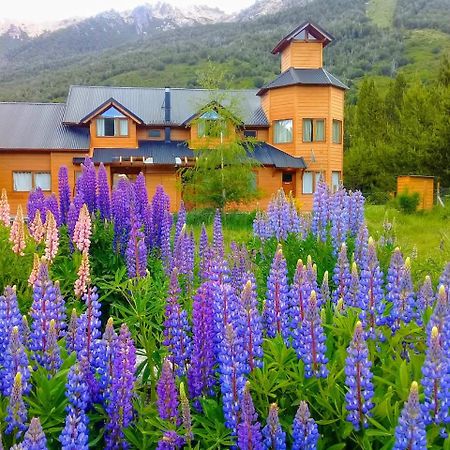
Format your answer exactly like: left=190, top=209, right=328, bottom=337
left=354, top=224, right=369, bottom=269
left=157, top=358, right=179, bottom=423
left=421, top=326, right=449, bottom=426
left=105, top=324, right=136, bottom=450
left=133, top=172, right=148, bottom=221
left=23, top=417, right=47, bottom=450
left=218, top=323, right=248, bottom=433
left=262, top=403, right=286, bottom=450
left=237, top=382, right=264, bottom=450
left=27, top=187, right=46, bottom=224
left=66, top=309, right=78, bottom=354
left=149, top=185, right=171, bottom=251
left=112, top=178, right=133, bottom=254
left=97, top=317, right=118, bottom=404
left=311, top=182, right=330, bottom=242
left=344, top=321, right=374, bottom=430
left=320, top=271, right=330, bottom=307
left=294, top=291, right=328, bottom=378
left=332, top=243, right=351, bottom=306
left=60, top=411, right=89, bottom=450
left=347, top=262, right=361, bottom=308
left=385, top=247, right=404, bottom=327
left=439, top=263, right=450, bottom=303
left=77, top=157, right=97, bottom=214
left=125, top=215, right=147, bottom=279
left=45, top=193, right=60, bottom=227
left=172, top=225, right=195, bottom=287
left=199, top=223, right=212, bottom=279
left=393, top=381, right=427, bottom=450
left=188, top=281, right=216, bottom=402
left=174, top=200, right=186, bottom=244
left=97, top=162, right=111, bottom=220
left=263, top=245, right=290, bottom=341
left=213, top=209, right=224, bottom=259
left=240, top=278, right=263, bottom=371
left=156, top=431, right=185, bottom=450
left=416, top=275, right=435, bottom=324
left=58, top=166, right=71, bottom=225
left=330, top=188, right=349, bottom=252
left=160, top=207, right=173, bottom=274
left=6, top=372, right=27, bottom=438
left=46, top=319, right=62, bottom=375
left=292, top=401, right=319, bottom=450
left=427, top=285, right=449, bottom=335
left=347, top=191, right=365, bottom=236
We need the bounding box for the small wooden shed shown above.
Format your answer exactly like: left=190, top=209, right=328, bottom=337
left=397, top=175, right=434, bottom=210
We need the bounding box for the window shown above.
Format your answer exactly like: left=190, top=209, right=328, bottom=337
left=96, top=106, right=129, bottom=137
left=302, top=172, right=313, bottom=194
left=303, top=119, right=326, bottom=142
left=282, top=172, right=293, bottom=183
left=332, top=171, right=341, bottom=192
left=149, top=129, right=161, bottom=137
left=315, top=171, right=324, bottom=189
left=273, top=119, right=293, bottom=144
left=197, top=110, right=227, bottom=138
left=13, top=171, right=51, bottom=192
left=244, top=130, right=257, bottom=138
left=332, top=120, right=342, bottom=144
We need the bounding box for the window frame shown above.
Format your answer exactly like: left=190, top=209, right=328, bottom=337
left=302, top=118, right=326, bottom=143
left=302, top=171, right=324, bottom=195
left=331, top=171, right=341, bottom=192
left=302, top=171, right=314, bottom=194
left=96, top=117, right=129, bottom=137
left=273, top=119, right=293, bottom=144
left=13, top=171, right=51, bottom=192
left=332, top=119, right=342, bottom=144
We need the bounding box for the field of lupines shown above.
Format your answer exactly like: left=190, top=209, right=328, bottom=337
left=0, top=157, right=449, bottom=449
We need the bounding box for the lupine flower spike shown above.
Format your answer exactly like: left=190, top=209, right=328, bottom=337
left=29, top=210, right=45, bottom=243
left=44, top=211, right=59, bottom=262
left=23, top=417, right=47, bottom=450
left=6, top=372, right=27, bottom=438
left=237, top=382, right=264, bottom=450
left=156, top=358, right=179, bottom=423
left=58, top=166, right=71, bottom=225
left=73, top=204, right=92, bottom=253
left=10, top=205, right=26, bottom=255
left=262, top=403, right=286, bottom=450
left=0, top=188, right=10, bottom=226
left=156, top=431, right=185, bottom=450
left=74, top=250, right=91, bottom=298
left=344, top=321, right=374, bottom=430
left=292, top=401, right=319, bottom=450
left=180, top=382, right=193, bottom=443
left=393, top=381, right=427, bottom=450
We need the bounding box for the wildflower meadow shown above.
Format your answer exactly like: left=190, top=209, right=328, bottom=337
left=0, top=157, right=449, bottom=449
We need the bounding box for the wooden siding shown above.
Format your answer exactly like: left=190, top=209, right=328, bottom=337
left=136, top=127, right=190, bottom=141
left=280, top=41, right=323, bottom=71
left=397, top=176, right=434, bottom=210
left=90, top=118, right=138, bottom=149
left=144, top=169, right=181, bottom=211
left=189, top=122, right=236, bottom=149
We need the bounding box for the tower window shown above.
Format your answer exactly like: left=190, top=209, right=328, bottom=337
left=332, top=120, right=342, bottom=144
left=302, top=119, right=325, bottom=142
left=273, top=119, right=293, bottom=144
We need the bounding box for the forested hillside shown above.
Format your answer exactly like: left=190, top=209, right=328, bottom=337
left=0, top=0, right=448, bottom=102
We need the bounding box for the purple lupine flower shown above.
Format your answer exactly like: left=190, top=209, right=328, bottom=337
left=58, top=166, right=71, bottom=225
left=174, top=201, right=186, bottom=244
left=359, top=237, right=385, bottom=339
left=45, top=193, right=60, bottom=227
left=347, top=262, right=361, bottom=308
left=237, top=382, right=264, bottom=450
left=385, top=247, right=404, bottom=326
left=294, top=291, right=328, bottom=378
left=213, top=209, right=224, bottom=259
left=27, top=188, right=46, bottom=224
left=66, top=309, right=78, bottom=354
left=143, top=202, right=154, bottom=251
left=262, top=403, right=286, bottom=450
left=229, top=243, right=253, bottom=298
left=60, top=361, right=90, bottom=450
left=97, top=163, right=111, bottom=220
left=354, top=224, right=369, bottom=269
left=67, top=194, right=83, bottom=242
left=417, top=275, right=435, bottom=317
left=172, top=225, right=194, bottom=287
left=292, top=401, right=319, bottom=450
left=253, top=210, right=270, bottom=240
left=133, top=172, right=148, bottom=221
left=427, top=285, right=449, bottom=337
left=46, top=319, right=62, bottom=374
left=393, top=381, right=427, bottom=450
left=156, top=358, right=179, bottom=423
left=77, top=157, right=97, bottom=214
left=390, top=257, right=415, bottom=333
left=0, top=285, right=22, bottom=384
left=156, top=431, right=185, bottom=450
left=21, top=315, right=30, bottom=348
left=105, top=324, right=136, bottom=449
left=347, top=191, right=365, bottom=236
left=218, top=323, right=248, bottom=433
left=160, top=208, right=173, bottom=274
left=125, top=217, right=147, bottom=278
left=332, top=243, right=351, bottom=306
left=112, top=179, right=133, bottom=254
left=6, top=372, right=27, bottom=438
left=330, top=189, right=349, bottom=253
left=290, top=260, right=310, bottom=343
left=421, top=326, right=449, bottom=426
left=311, top=182, right=330, bottom=242
left=345, top=321, right=374, bottom=430
left=1, top=326, right=31, bottom=396
left=180, top=382, right=193, bottom=443
left=265, top=190, right=293, bottom=241
left=97, top=317, right=118, bottom=404
left=199, top=223, right=212, bottom=279
left=23, top=417, right=47, bottom=450
left=149, top=185, right=171, bottom=250
left=163, top=268, right=192, bottom=376
left=263, top=245, right=290, bottom=341
left=188, top=281, right=216, bottom=402
left=240, top=278, right=263, bottom=371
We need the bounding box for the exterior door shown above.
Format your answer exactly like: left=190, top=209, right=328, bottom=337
left=282, top=171, right=296, bottom=196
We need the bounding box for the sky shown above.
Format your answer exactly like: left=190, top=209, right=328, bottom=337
left=2, top=0, right=256, bottom=22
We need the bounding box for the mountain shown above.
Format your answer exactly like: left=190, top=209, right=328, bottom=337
left=0, top=0, right=448, bottom=102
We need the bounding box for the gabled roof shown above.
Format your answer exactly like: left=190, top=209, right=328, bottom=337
left=257, top=68, right=348, bottom=95
left=79, top=98, right=144, bottom=124
left=0, top=102, right=89, bottom=150
left=64, top=85, right=269, bottom=127
left=272, top=22, right=334, bottom=54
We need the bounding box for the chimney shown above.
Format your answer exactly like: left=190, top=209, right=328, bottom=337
left=164, top=87, right=171, bottom=143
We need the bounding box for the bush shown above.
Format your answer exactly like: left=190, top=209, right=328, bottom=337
left=397, top=190, right=420, bottom=214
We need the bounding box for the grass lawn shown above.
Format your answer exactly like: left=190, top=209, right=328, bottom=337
left=186, top=204, right=450, bottom=283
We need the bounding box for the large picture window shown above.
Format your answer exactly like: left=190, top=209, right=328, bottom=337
left=96, top=106, right=129, bottom=137
left=302, top=171, right=324, bottom=194
left=273, top=119, right=293, bottom=144
left=303, top=119, right=326, bottom=142
left=13, top=171, right=51, bottom=192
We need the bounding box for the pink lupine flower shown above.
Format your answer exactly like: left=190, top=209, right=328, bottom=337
left=10, top=205, right=26, bottom=255
left=73, top=204, right=92, bottom=253
left=44, top=211, right=59, bottom=262
left=28, top=254, right=40, bottom=286
left=0, top=188, right=10, bottom=226
left=74, top=250, right=91, bottom=298
left=29, top=210, right=45, bottom=244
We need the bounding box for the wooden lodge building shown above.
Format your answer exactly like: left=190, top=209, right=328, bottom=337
left=0, top=22, right=347, bottom=213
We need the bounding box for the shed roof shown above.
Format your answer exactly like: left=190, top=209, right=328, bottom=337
left=257, top=68, right=348, bottom=95
left=64, top=85, right=269, bottom=126
left=0, top=102, right=89, bottom=150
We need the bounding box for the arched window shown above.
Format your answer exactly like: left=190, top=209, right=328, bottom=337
left=96, top=106, right=129, bottom=137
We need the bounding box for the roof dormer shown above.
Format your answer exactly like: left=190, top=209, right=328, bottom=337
left=272, top=22, right=334, bottom=72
